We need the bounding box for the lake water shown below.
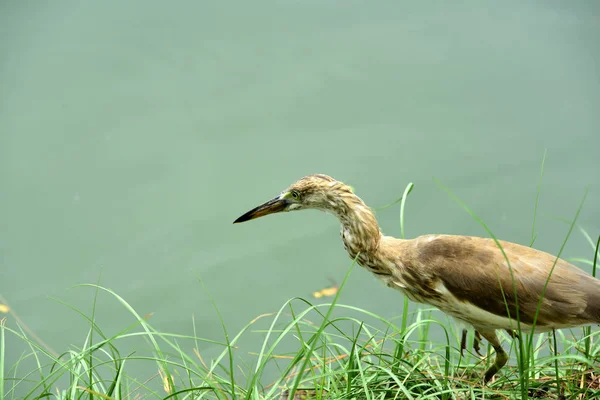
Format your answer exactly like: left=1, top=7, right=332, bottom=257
left=1, top=0, right=599, bottom=394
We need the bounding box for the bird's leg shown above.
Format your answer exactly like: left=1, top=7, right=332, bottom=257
left=477, top=329, right=508, bottom=383
left=460, top=329, right=484, bottom=357
left=473, top=330, right=483, bottom=356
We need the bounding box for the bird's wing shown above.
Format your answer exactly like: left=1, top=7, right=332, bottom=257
left=409, top=235, right=598, bottom=327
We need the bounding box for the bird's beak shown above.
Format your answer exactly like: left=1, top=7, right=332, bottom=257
left=233, top=196, right=289, bottom=223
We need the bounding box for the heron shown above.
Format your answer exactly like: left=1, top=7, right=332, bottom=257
left=233, top=174, right=600, bottom=382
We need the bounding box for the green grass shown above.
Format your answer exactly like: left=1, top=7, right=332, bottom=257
left=2, top=230, right=599, bottom=400
left=1, top=274, right=599, bottom=400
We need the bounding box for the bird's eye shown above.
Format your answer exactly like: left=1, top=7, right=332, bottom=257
left=290, top=190, right=300, bottom=200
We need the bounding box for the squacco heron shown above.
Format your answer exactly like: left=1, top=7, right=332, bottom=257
left=234, top=174, right=600, bottom=382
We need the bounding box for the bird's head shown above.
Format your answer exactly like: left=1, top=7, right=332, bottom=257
left=233, top=174, right=354, bottom=223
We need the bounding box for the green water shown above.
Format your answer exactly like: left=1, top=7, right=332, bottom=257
left=1, top=0, right=599, bottom=391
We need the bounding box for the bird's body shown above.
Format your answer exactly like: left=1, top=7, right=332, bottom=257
left=234, top=174, right=600, bottom=382
left=354, top=234, right=600, bottom=333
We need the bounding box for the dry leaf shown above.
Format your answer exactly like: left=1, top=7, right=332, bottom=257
left=312, top=285, right=338, bottom=298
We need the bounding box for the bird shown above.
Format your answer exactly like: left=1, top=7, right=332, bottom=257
left=233, top=174, right=600, bottom=382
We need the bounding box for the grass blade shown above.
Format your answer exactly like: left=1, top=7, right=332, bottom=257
left=530, top=150, right=547, bottom=247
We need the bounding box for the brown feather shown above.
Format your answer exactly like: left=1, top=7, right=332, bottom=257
left=398, top=235, right=600, bottom=329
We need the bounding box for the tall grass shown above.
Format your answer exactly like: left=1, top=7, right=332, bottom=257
left=2, top=274, right=598, bottom=399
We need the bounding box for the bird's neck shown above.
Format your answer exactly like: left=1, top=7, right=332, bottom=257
left=330, top=193, right=381, bottom=262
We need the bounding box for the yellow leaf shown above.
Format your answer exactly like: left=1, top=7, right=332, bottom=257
left=311, top=286, right=338, bottom=299
left=0, top=304, right=9, bottom=313
left=158, top=368, right=172, bottom=394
